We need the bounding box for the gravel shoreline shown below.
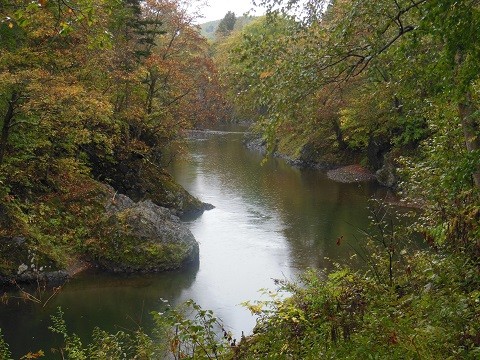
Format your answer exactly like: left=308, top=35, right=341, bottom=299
left=326, top=164, right=377, bottom=183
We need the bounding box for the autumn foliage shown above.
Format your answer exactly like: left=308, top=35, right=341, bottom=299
left=0, top=0, right=225, bottom=271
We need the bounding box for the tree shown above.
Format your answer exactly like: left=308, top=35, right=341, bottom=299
left=251, top=0, right=480, bottom=186
left=215, top=11, right=237, bottom=38
left=0, top=0, right=116, bottom=185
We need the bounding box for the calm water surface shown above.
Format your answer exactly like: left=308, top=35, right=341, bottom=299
left=0, top=127, right=394, bottom=357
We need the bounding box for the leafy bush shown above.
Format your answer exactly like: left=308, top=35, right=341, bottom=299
left=0, top=329, right=12, bottom=360
left=234, top=247, right=480, bottom=359
left=49, top=307, right=156, bottom=359
left=152, top=299, right=232, bottom=360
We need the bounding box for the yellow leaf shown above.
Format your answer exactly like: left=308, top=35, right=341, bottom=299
left=20, top=350, right=44, bottom=359
left=8, top=22, right=13, bottom=29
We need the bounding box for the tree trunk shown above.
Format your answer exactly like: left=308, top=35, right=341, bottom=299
left=146, top=71, right=157, bottom=115
left=0, top=91, right=18, bottom=165
left=458, top=97, right=480, bottom=187
left=331, top=118, right=347, bottom=150
left=455, top=50, right=480, bottom=188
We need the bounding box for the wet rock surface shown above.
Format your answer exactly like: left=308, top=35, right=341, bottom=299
left=93, top=157, right=212, bottom=217
left=0, top=236, right=69, bottom=286
left=89, top=187, right=199, bottom=273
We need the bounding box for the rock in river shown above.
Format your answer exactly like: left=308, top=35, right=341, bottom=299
left=88, top=189, right=199, bottom=273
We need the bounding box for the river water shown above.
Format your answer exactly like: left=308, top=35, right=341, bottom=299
left=0, top=128, right=395, bottom=357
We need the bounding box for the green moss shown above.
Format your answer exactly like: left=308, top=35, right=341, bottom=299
left=0, top=173, right=112, bottom=280
left=86, top=202, right=198, bottom=272
left=0, top=237, right=61, bottom=276
left=136, top=161, right=204, bottom=214
left=87, top=232, right=196, bottom=272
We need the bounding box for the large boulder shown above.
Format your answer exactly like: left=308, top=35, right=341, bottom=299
left=128, top=162, right=213, bottom=217
left=88, top=189, right=199, bottom=273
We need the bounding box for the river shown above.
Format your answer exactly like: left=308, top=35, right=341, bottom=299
left=0, top=127, right=397, bottom=357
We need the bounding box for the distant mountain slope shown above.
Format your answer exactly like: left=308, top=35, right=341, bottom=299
left=199, top=16, right=258, bottom=40
left=200, top=19, right=221, bottom=39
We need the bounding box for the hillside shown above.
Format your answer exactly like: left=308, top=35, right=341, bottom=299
left=199, top=16, right=258, bottom=40
left=199, top=19, right=221, bottom=39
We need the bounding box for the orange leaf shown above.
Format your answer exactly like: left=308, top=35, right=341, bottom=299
left=259, top=71, right=273, bottom=79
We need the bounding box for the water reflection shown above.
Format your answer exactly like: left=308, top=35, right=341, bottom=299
left=0, top=265, right=199, bottom=357
left=166, top=128, right=395, bottom=336
left=171, top=130, right=381, bottom=273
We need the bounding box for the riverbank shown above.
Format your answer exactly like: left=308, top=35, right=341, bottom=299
left=0, top=170, right=210, bottom=287
left=230, top=248, right=480, bottom=359
left=243, top=132, right=383, bottom=185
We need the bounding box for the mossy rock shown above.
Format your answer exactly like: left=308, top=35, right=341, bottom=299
left=0, top=237, right=67, bottom=285
left=134, top=162, right=209, bottom=216
left=92, top=155, right=211, bottom=216
left=88, top=197, right=199, bottom=273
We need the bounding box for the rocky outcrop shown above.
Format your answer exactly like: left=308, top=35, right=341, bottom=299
left=91, top=155, right=212, bottom=217
left=0, top=184, right=202, bottom=285
left=87, top=187, right=199, bottom=273
left=376, top=151, right=399, bottom=188
left=243, top=133, right=347, bottom=170
left=244, top=132, right=404, bottom=186
left=0, top=236, right=68, bottom=286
